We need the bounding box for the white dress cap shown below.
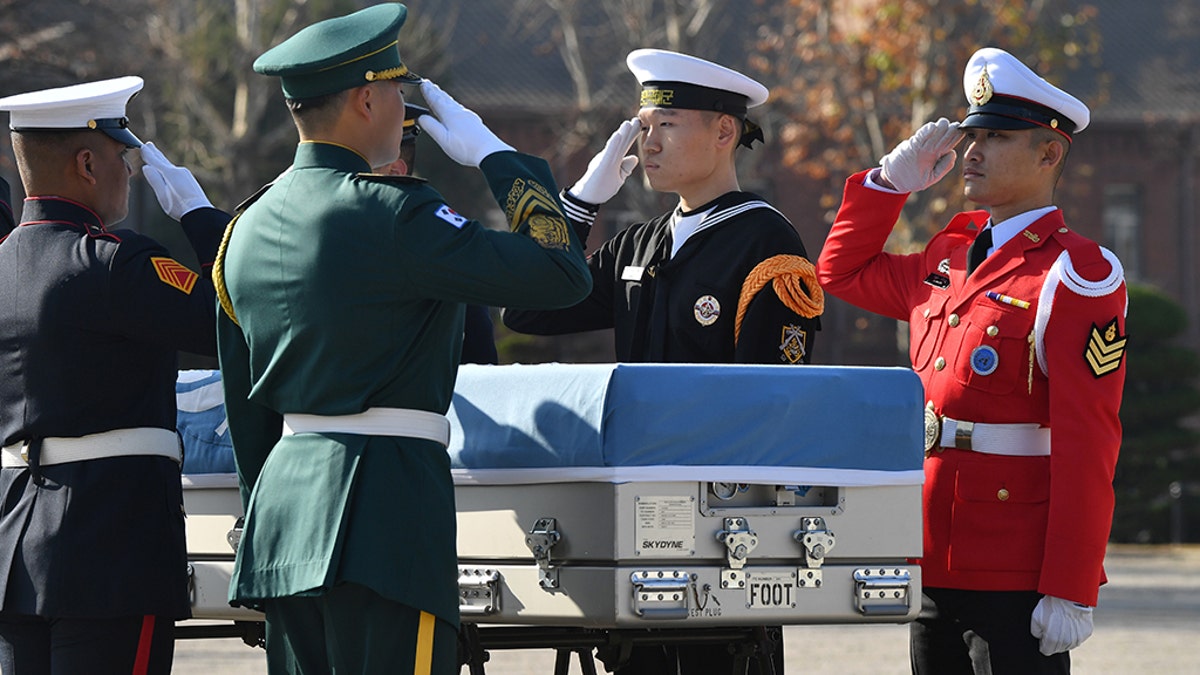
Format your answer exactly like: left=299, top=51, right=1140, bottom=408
left=961, top=48, right=1089, bottom=139
left=0, top=76, right=144, bottom=147
left=627, top=49, right=768, bottom=108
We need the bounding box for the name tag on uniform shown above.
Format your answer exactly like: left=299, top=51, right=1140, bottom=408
left=621, top=266, right=645, bottom=282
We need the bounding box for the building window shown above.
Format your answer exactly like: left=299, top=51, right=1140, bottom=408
left=1102, top=183, right=1141, bottom=279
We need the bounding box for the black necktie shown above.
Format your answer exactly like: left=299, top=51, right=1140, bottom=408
left=967, top=227, right=993, bottom=277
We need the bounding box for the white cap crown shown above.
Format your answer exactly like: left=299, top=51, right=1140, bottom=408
left=0, top=76, right=144, bottom=147
left=960, top=48, right=1088, bottom=139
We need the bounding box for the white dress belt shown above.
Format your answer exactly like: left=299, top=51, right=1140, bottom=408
left=938, top=416, right=1051, bottom=457
left=282, top=407, right=451, bottom=448
left=2, top=427, right=182, bottom=468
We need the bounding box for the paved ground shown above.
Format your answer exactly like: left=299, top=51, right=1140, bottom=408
left=174, top=544, right=1200, bottom=674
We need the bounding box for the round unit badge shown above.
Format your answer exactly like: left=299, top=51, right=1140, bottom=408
left=694, top=295, right=720, bottom=326
left=970, top=345, right=999, bottom=375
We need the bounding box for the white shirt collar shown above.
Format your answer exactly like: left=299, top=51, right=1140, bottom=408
left=670, top=203, right=716, bottom=258
left=985, top=205, right=1059, bottom=254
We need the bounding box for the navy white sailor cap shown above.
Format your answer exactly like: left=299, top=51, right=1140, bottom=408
left=627, top=49, right=768, bottom=148
left=0, top=76, right=144, bottom=148
left=960, top=47, right=1089, bottom=141
left=627, top=48, right=769, bottom=112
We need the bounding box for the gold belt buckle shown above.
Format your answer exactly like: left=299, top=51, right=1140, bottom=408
left=20, top=441, right=30, bottom=464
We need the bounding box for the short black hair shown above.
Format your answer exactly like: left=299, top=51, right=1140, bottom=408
left=1030, top=127, right=1070, bottom=183
left=11, top=128, right=101, bottom=187
left=285, top=88, right=350, bottom=132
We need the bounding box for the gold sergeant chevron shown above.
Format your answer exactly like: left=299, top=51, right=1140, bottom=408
left=1085, top=319, right=1126, bottom=377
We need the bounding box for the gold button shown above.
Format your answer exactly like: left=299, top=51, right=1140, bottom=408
left=934, top=357, right=946, bottom=371
left=997, top=488, right=1010, bottom=501
left=987, top=325, right=999, bottom=337
left=948, top=314, right=960, bottom=327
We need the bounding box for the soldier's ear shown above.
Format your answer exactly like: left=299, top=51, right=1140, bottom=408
left=1039, top=136, right=1065, bottom=170
left=74, top=148, right=97, bottom=185
left=715, top=113, right=739, bottom=150
left=350, top=84, right=375, bottom=120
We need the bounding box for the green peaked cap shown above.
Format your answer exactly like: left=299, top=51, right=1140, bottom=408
left=254, top=3, right=421, bottom=99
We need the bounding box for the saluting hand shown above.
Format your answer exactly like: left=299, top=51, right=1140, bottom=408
left=417, top=80, right=515, bottom=168
left=878, top=118, right=963, bottom=193
left=141, top=142, right=214, bottom=221
left=568, top=118, right=642, bottom=206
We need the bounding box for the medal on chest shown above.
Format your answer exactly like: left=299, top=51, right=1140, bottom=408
left=970, top=345, right=999, bottom=375
left=694, top=295, right=720, bottom=326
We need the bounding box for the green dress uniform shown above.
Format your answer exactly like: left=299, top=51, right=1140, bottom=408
left=217, top=141, right=590, bottom=626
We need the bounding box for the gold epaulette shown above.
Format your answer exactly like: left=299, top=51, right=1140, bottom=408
left=735, top=254, right=824, bottom=344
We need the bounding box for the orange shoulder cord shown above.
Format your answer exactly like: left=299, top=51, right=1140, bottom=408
left=734, top=254, right=824, bottom=344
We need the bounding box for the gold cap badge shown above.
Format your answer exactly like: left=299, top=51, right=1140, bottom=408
left=970, top=70, right=994, bottom=106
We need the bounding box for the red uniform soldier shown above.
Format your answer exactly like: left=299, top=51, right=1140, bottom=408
left=818, top=48, right=1126, bottom=674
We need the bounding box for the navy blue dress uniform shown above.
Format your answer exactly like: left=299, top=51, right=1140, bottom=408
left=506, top=190, right=819, bottom=363
left=505, top=49, right=822, bottom=674
left=0, top=77, right=227, bottom=674
left=504, top=49, right=821, bottom=368
left=0, top=174, right=13, bottom=236
left=216, top=5, right=590, bottom=674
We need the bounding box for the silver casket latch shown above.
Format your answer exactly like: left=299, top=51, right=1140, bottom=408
left=630, top=570, right=692, bottom=620
left=227, top=516, right=245, bottom=553
left=716, top=517, right=758, bottom=589
left=853, top=567, right=912, bottom=616
left=458, top=567, right=502, bottom=616
left=792, top=516, right=835, bottom=587
left=524, top=517, right=562, bottom=589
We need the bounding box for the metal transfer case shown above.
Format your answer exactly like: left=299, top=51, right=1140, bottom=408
left=447, top=363, right=923, bottom=628
left=177, top=363, right=925, bottom=631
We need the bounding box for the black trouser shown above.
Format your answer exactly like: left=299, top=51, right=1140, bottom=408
left=0, top=612, right=174, bottom=675
left=911, top=587, right=1070, bottom=675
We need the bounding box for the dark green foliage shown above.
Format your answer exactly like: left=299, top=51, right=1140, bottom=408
left=1112, top=284, right=1200, bottom=543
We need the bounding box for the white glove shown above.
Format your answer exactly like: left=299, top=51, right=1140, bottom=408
left=1030, top=595, right=1094, bottom=656
left=417, top=80, right=514, bottom=167
left=140, top=142, right=213, bottom=221
left=568, top=118, right=641, bottom=205
left=879, top=117, right=963, bottom=193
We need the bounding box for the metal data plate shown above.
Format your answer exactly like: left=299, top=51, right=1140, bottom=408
left=744, top=570, right=799, bottom=610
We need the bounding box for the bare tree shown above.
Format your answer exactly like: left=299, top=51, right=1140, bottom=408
left=506, top=0, right=744, bottom=224
left=133, top=0, right=454, bottom=209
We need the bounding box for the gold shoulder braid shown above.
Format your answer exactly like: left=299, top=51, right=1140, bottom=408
left=212, top=212, right=242, bottom=325
left=735, top=254, right=824, bottom=344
